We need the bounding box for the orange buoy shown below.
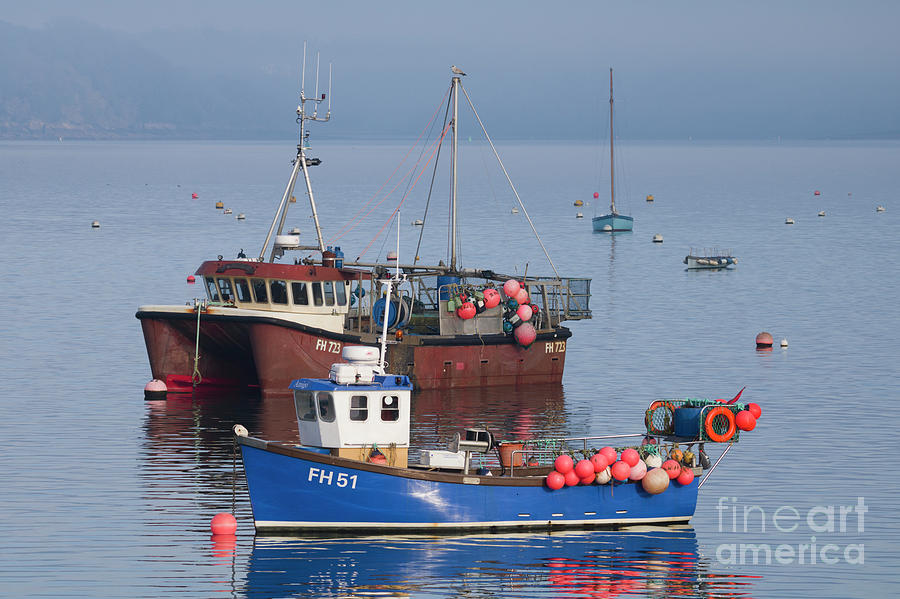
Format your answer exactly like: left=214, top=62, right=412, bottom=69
left=629, top=460, right=647, bottom=480
left=564, top=470, right=580, bottom=486
left=483, top=288, right=501, bottom=309
left=704, top=406, right=736, bottom=442
left=546, top=470, right=565, bottom=490
left=554, top=454, right=574, bottom=474
left=662, top=459, right=681, bottom=479
left=755, top=331, right=774, bottom=348
left=191, top=193, right=198, bottom=199
left=514, top=323, right=536, bottom=347
left=735, top=410, right=757, bottom=431
left=514, top=288, right=529, bottom=305
left=456, top=301, right=476, bottom=320
left=621, top=448, right=640, bottom=467
left=599, top=446, right=617, bottom=464
left=814, top=190, right=821, bottom=196
left=516, top=304, right=533, bottom=322
left=610, top=460, right=630, bottom=481
left=210, top=512, right=237, bottom=535
left=574, top=459, right=594, bottom=479
left=593, top=192, right=600, bottom=199
left=676, top=467, right=695, bottom=486
left=503, top=279, right=520, bottom=297
left=747, top=402, right=762, bottom=419
left=590, top=452, right=608, bottom=472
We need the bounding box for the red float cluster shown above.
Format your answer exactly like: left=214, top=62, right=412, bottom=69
left=546, top=445, right=699, bottom=493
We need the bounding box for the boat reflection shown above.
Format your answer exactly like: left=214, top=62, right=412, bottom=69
left=243, top=527, right=757, bottom=598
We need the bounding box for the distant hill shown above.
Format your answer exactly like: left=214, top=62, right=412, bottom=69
left=0, top=20, right=289, bottom=139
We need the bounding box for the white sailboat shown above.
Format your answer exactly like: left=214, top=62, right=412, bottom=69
left=592, top=68, right=634, bottom=233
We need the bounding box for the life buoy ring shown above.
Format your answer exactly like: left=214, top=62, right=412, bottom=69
left=645, top=401, right=675, bottom=434
left=704, top=406, right=736, bottom=442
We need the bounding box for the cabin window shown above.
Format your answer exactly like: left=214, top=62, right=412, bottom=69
left=336, top=281, right=347, bottom=306
left=323, top=281, right=336, bottom=306
left=205, top=277, right=220, bottom=301
left=270, top=280, right=288, bottom=304
left=216, top=278, right=235, bottom=302
left=311, top=282, right=324, bottom=306
left=295, top=391, right=317, bottom=421
left=350, top=395, right=368, bottom=421
left=234, top=278, right=252, bottom=303
left=251, top=278, right=268, bottom=303
left=381, top=395, right=400, bottom=422
left=317, top=392, right=335, bottom=423
left=291, top=282, right=309, bottom=305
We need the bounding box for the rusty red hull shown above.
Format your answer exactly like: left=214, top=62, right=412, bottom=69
left=137, top=310, right=570, bottom=397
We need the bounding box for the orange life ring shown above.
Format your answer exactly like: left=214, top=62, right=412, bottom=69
left=646, top=401, right=675, bottom=434
left=704, top=406, right=736, bottom=442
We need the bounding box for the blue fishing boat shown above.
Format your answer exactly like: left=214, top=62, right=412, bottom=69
left=592, top=68, right=634, bottom=233
left=235, top=328, right=758, bottom=531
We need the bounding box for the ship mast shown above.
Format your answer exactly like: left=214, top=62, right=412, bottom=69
left=609, top=67, right=616, bottom=216
left=450, top=75, right=460, bottom=272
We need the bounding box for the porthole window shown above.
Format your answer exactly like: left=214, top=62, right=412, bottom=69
left=381, top=395, right=400, bottom=422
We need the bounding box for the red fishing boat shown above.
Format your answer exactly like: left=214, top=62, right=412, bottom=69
left=137, top=66, right=591, bottom=397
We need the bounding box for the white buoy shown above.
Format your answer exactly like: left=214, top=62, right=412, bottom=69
left=652, top=234, right=663, bottom=243
left=575, top=212, right=583, bottom=219
left=236, top=213, right=246, bottom=220
left=785, top=217, right=794, bottom=225
left=818, top=211, right=825, bottom=217
left=780, top=338, right=788, bottom=347
left=876, top=205, right=886, bottom=212
left=144, top=378, right=167, bottom=400
left=224, top=208, right=232, bottom=215
left=91, top=220, right=100, bottom=228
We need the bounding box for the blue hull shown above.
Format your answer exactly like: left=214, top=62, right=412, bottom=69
left=592, top=213, right=634, bottom=232
left=239, top=437, right=698, bottom=532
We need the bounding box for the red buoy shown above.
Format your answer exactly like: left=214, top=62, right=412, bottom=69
left=814, top=190, right=821, bottom=196
left=662, top=459, right=681, bottom=479
left=187, top=275, right=196, bottom=284
left=599, top=446, right=617, bottom=464
left=503, top=279, right=520, bottom=297
left=514, top=288, right=529, bottom=305
left=676, top=467, right=695, bottom=486
left=564, top=469, right=580, bottom=486
left=610, top=460, right=630, bottom=481
left=580, top=473, right=596, bottom=485
left=483, top=288, right=501, bottom=309
left=554, top=454, right=574, bottom=474
left=516, top=304, right=533, bottom=322
left=192, top=193, right=199, bottom=199
left=456, top=301, right=476, bottom=320
left=593, top=192, right=600, bottom=199
left=735, top=410, right=757, bottom=431
left=143, top=379, right=167, bottom=400
left=546, top=470, right=565, bottom=490
left=629, top=460, right=647, bottom=480
left=514, top=323, right=537, bottom=347
left=210, top=512, right=237, bottom=535
left=621, top=448, right=639, bottom=467
left=747, top=402, right=762, bottom=419
left=590, top=452, right=608, bottom=472
left=574, top=459, right=594, bottom=479
left=755, top=331, right=773, bottom=348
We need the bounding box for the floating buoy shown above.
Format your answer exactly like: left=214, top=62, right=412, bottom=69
left=575, top=212, right=583, bottom=218
left=187, top=275, right=196, bottom=284
left=621, top=448, right=640, bottom=467
left=735, top=410, right=757, bottom=431
left=590, top=452, right=608, bottom=472
left=191, top=193, right=198, bottom=199
left=503, top=279, right=521, bottom=297
left=644, top=453, right=663, bottom=469
left=676, top=467, right=695, bottom=486
left=646, top=194, right=654, bottom=202
left=91, top=220, right=100, bottom=228
left=574, top=199, right=584, bottom=206
left=818, top=211, right=825, bottom=217
left=599, top=446, right=617, bottom=464
left=662, top=459, right=681, bottom=479
left=669, top=447, right=684, bottom=462
left=785, top=217, right=794, bottom=224
left=595, top=466, right=612, bottom=484
left=755, top=331, right=774, bottom=348
left=143, top=379, right=167, bottom=400
left=593, top=192, right=600, bottom=199
left=546, top=470, right=565, bottom=490
left=483, top=288, right=501, bottom=309
left=564, top=470, right=580, bottom=487
left=652, top=233, right=663, bottom=243
left=223, top=208, right=232, bottom=215
left=876, top=205, right=885, bottom=212
left=514, top=288, right=529, bottom=305
left=456, top=301, right=476, bottom=320
left=386, top=251, right=397, bottom=262
left=747, top=402, right=762, bottom=419
left=629, top=459, right=647, bottom=481
left=516, top=304, right=533, bottom=322
left=237, top=213, right=246, bottom=220
left=289, top=195, right=296, bottom=203
left=780, top=338, right=788, bottom=347
left=641, top=467, right=669, bottom=494
left=610, top=460, right=630, bottom=481
left=210, top=512, right=237, bottom=535
left=215, top=201, right=224, bottom=209
left=554, top=454, right=574, bottom=474
left=574, top=459, right=594, bottom=479
left=511, top=207, right=518, bottom=214
left=814, top=190, right=821, bottom=196
left=514, top=323, right=536, bottom=347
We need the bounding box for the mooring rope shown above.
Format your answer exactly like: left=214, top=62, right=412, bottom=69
left=191, top=299, right=204, bottom=386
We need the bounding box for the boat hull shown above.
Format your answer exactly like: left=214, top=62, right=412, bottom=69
left=238, top=437, right=698, bottom=532
left=137, top=308, right=571, bottom=396
left=592, top=214, right=634, bottom=232
left=684, top=256, right=735, bottom=269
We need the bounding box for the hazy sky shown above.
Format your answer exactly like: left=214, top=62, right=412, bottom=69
left=3, top=0, right=900, bottom=139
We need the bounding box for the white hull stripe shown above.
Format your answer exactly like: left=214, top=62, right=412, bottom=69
left=255, top=515, right=693, bottom=530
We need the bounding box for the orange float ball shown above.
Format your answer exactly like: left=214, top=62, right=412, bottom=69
left=574, top=459, right=594, bottom=479
left=580, top=474, right=596, bottom=485
left=735, top=410, right=757, bottom=431
left=611, top=460, right=631, bottom=481
left=564, top=470, right=580, bottom=487
left=546, top=470, right=565, bottom=490
left=748, top=403, right=762, bottom=419
left=210, top=512, right=237, bottom=535
left=621, top=448, right=640, bottom=467
left=590, top=452, right=608, bottom=472
left=676, top=467, right=695, bottom=486
left=554, top=454, right=574, bottom=474
left=662, top=459, right=681, bottom=479
left=599, top=446, right=618, bottom=464
left=503, top=279, right=521, bottom=297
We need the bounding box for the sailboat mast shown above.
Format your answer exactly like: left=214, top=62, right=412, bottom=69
left=609, top=67, right=616, bottom=216
left=450, top=75, right=460, bottom=271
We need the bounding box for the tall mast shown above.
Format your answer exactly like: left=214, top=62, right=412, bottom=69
left=609, top=67, right=616, bottom=216
left=450, top=75, right=460, bottom=271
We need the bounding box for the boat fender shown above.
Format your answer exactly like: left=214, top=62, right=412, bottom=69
left=704, top=406, right=736, bottom=442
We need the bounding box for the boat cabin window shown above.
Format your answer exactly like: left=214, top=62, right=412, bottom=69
left=251, top=279, right=268, bottom=303
left=270, top=280, right=288, bottom=304
left=234, top=278, right=252, bottom=303
left=205, top=277, right=219, bottom=301
left=217, top=278, right=235, bottom=303
left=350, top=395, right=368, bottom=421
left=323, top=281, right=336, bottom=306
left=311, top=282, right=324, bottom=306
left=317, top=392, right=335, bottom=423
left=295, top=391, right=317, bottom=421
left=291, top=282, right=309, bottom=306
left=381, top=395, right=400, bottom=422
left=336, top=281, right=347, bottom=306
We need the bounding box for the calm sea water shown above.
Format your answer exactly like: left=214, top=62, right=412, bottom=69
left=0, top=137, right=897, bottom=598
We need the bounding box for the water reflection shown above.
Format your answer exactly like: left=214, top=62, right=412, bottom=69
left=242, top=528, right=758, bottom=598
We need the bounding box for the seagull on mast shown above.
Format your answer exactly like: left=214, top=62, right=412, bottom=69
left=451, top=65, right=467, bottom=76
